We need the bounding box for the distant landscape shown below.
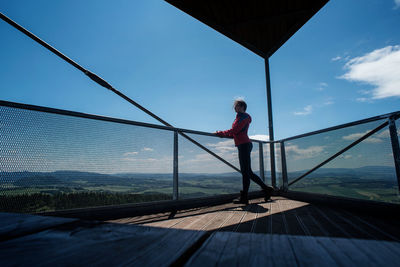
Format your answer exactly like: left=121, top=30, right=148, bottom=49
left=1, top=166, right=399, bottom=213
left=287, top=166, right=399, bottom=203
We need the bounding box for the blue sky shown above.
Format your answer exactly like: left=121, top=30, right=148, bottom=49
left=1, top=0, right=399, bottom=140
left=1, top=1, right=400, bottom=174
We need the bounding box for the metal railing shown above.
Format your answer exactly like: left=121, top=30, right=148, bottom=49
left=1, top=99, right=399, bottom=213
left=0, top=100, right=272, bottom=212
left=277, top=111, right=400, bottom=203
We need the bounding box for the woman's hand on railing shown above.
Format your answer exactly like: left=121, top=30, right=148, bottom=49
left=215, top=131, right=224, bottom=138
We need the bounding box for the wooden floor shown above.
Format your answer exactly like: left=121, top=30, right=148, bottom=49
left=109, top=196, right=400, bottom=241
left=1, top=197, right=400, bottom=266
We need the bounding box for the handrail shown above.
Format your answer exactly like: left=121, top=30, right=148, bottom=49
left=280, top=111, right=400, bottom=142
left=0, top=100, right=268, bottom=176
left=0, top=13, right=263, bottom=174
left=288, top=120, right=390, bottom=186
left=0, top=100, right=269, bottom=144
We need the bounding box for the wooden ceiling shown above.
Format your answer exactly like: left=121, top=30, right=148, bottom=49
left=165, top=0, right=329, bottom=58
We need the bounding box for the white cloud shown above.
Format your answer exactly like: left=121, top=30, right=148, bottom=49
left=249, top=134, right=269, bottom=141
left=376, top=129, right=390, bottom=139
left=332, top=56, right=342, bottom=61
left=340, top=45, right=400, bottom=99
left=339, top=154, right=352, bottom=159
left=285, top=144, right=325, bottom=160
left=316, top=82, right=328, bottom=91
left=323, top=100, right=334, bottom=106
left=358, top=89, right=370, bottom=95
left=122, top=157, right=157, bottom=162
left=206, top=140, right=236, bottom=153
left=356, top=97, right=369, bottom=102
left=395, top=0, right=400, bottom=9
left=123, top=151, right=138, bottom=156
left=294, top=105, right=312, bottom=116
left=142, top=147, right=154, bottom=152
left=342, top=130, right=389, bottom=143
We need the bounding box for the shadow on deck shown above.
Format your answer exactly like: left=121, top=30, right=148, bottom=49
left=1, top=196, right=400, bottom=266
left=108, top=196, right=400, bottom=241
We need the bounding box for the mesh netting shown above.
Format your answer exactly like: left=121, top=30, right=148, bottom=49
left=261, top=143, right=272, bottom=187
left=288, top=119, right=400, bottom=203
left=177, top=134, right=241, bottom=198
left=177, top=134, right=267, bottom=198
left=274, top=142, right=282, bottom=188
left=0, top=105, right=174, bottom=213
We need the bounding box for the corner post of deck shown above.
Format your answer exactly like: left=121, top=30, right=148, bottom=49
left=265, top=58, right=276, bottom=188
left=259, top=142, right=265, bottom=182
left=173, top=130, right=179, bottom=200
left=280, top=141, right=288, bottom=192
left=388, top=116, right=400, bottom=191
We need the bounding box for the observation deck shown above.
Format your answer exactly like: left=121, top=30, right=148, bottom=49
left=1, top=98, right=400, bottom=266
left=1, top=195, right=400, bottom=266
left=1, top=1, right=399, bottom=265
left=1, top=100, right=399, bottom=266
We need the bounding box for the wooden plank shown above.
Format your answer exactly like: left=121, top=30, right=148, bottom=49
left=179, top=212, right=217, bottom=230
left=205, top=209, right=236, bottom=231
left=309, top=205, right=352, bottom=238
left=185, top=232, right=298, bottom=266
left=327, top=207, right=381, bottom=239
left=316, top=206, right=376, bottom=239
left=0, top=220, right=206, bottom=266
left=0, top=212, right=77, bottom=241
left=234, top=201, right=261, bottom=233
left=108, top=212, right=171, bottom=225
left=287, top=235, right=338, bottom=266
left=217, top=204, right=250, bottom=232
left=328, top=236, right=400, bottom=266
left=268, top=234, right=300, bottom=266
left=185, top=232, right=400, bottom=266
left=143, top=213, right=188, bottom=228
left=170, top=202, right=237, bottom=230
left=279, top=199, right=308, bottom=235
left=339, top=209, right=400, bottom=241
left=302, top=205, right=330, bottom=237
left=252, top=201, right=271, bottom=234
left=270, top=197, right=289, bottom=234
left=176, top=202, right=237, bottom=231
left=314, top=236, right=361, bottom=265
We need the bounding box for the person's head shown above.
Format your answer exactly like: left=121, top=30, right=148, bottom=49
left=234, top=99, right=247, bottom=113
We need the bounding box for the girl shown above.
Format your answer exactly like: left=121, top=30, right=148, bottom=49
left=216, top=99, right=273, bottom=204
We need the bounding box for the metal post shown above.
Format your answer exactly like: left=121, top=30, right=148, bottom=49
left=259, top=142, right=265, bottom=182
left=280, top=141, right=288, bottom=192
left=388, top=117, right=400, bottom=191
left=265, top=58, right=276, bottom=188
left=173, top=131, right=179, bottom=200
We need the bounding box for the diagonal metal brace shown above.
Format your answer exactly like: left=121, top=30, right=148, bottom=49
left=289, top=120, right=389, bottom=187
left=0, top=12, right=241, bottom=174
left=388, top=116, right=400, bottom=191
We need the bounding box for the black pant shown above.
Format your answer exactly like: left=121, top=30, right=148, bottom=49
left=238, top=142, right=268, bottom=193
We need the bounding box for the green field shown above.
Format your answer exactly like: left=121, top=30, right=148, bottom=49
left=290, top=176, right=399, bottom=203
left=1, top=169, right=399, bottom=213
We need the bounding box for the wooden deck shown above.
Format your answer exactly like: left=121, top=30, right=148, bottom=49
left=109, top=196, right=400, bottom=241
left=1, top=197, right=400, bottom=266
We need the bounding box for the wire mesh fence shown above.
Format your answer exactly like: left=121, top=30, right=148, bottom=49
left=286, top=118, right=400, bottom=204
left=177, top=133, right=266, bottom=199
left=0, top=104, right=174, bottom=213
left=1, top=100, right=399, bottom=213
left=0, top=102, right=270, bottom=212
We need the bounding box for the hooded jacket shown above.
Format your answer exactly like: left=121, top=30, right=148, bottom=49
left=216, top=112, right=251, bottom=146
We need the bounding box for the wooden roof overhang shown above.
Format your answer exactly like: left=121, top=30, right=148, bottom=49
left=165, top=0, right=329, bottom=58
